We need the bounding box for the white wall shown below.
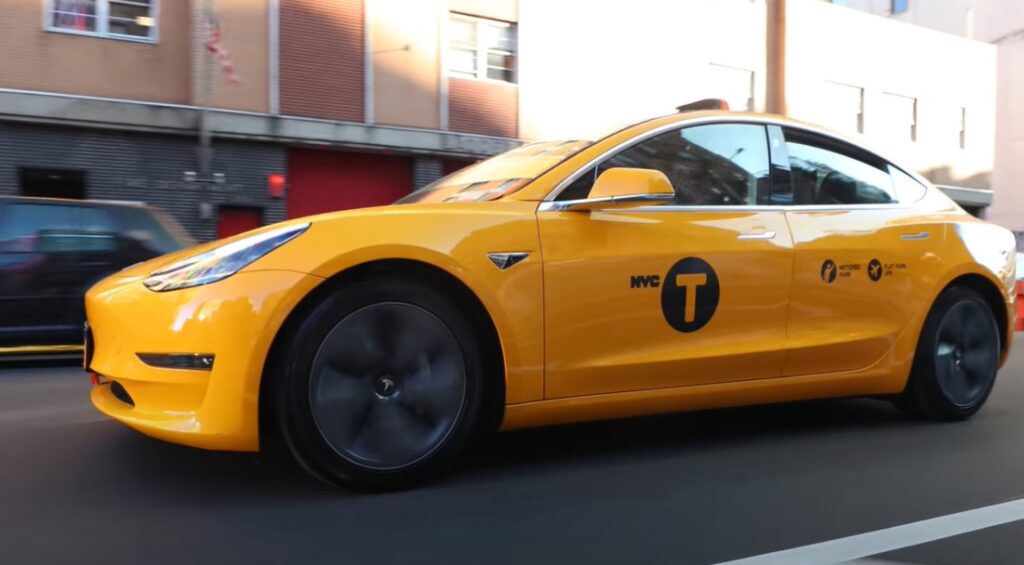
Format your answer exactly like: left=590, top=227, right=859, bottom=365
left=517, top=0, right=767, bottom=141
left=877, top=0, right=1023, bottom=42
left=840, top=0, right=1024, bottom=229
left=787, top=0, right=996, bottom=190
left=515, top=0, right=996, bottom=204
left=989, top=37, right=1024, bottom=229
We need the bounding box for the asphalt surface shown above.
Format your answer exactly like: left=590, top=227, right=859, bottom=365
left=5, top=351, right=1024, bottom=564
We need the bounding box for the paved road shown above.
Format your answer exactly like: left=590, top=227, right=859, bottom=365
left=4, top=352, right=1024, bottom=565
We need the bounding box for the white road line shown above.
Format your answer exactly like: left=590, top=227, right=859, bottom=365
left=716, top=498, right=1024, bottom=565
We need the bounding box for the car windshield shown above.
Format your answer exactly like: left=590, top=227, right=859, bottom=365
left=396, top=140, right=591, bottom=204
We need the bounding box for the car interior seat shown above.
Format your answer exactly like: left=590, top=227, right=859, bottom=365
left=816, top=171, right=858, bottom=204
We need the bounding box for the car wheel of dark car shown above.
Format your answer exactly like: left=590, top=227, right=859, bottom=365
left=896, top=286, right=1001, bottom=421
left=274, top=276, right=486, bottom=491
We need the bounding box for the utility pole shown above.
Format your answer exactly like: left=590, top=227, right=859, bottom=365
left=187, top=0, right=223, bottom=221
left=766, top=0, right=787, bottom=115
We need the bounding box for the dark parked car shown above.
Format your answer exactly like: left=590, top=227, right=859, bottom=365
left=0, top=197, right=193, bottom=349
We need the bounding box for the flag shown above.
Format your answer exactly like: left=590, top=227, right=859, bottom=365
left=205, top=12, right=240, bottom=85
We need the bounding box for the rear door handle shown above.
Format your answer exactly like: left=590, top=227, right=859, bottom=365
left=737, top=230, right=776, bottom=241
left=900, top=231, right=930, bottom=240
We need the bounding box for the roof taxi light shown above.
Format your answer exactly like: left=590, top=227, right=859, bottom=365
left=676, top=99, right=730, bottom=113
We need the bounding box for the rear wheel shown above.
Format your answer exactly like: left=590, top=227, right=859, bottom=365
left=896, top=286, right=1001, bottom=420
left=273, top=277, right=486, bottom=490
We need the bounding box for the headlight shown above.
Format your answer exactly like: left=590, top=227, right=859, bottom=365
left=143, top=223, right=309, bottom=292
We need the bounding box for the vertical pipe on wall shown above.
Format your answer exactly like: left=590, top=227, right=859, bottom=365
left=364, top=0, right=374, bottom=123
left=269, top=0, right=280, bottom=115
left=766, top=0, right=787, bottom=115
left=438, top=0, right=449, bottom=130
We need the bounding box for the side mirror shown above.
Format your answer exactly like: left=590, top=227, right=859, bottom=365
left=548, top=168, right=675, bottom=212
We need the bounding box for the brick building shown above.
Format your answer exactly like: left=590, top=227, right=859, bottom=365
left=0, top=0, right=519, bottom=241
left=0, top=0, right=997, bottom=240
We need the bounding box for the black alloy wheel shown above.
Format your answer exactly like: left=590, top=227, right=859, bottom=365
left=896, top=286, right=1001, bottom=420
left=274, top=277, right=488, bottom=490
left=308, top=302, right=467, bottom=471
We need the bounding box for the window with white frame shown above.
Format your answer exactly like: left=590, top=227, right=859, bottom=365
left=707, top=64, right=755, bottom=111
left=448, top=13, right=517, bottom=84
left=47, top=0, right=158, bottom=41
left=879, top=93, right=917, bottom=142
left=959, top=106, right=967, bottom=149
left=821, top=81, right=864, bottom=135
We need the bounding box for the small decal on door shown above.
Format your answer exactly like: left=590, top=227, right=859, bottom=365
left=865, top=259, right=907, bottom=281
left=821, top=260, right=861, bottom=283
left=629, top=275, right=661, bottom=288
left=868, top=259, right=883, bottom=282
left=820, top=259, right=837, bottom=283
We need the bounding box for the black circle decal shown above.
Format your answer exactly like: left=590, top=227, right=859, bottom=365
left=868, top=259, right=883, bottom=282
left=820, top=259, right=837, bottom=283
left=661, top=257, right=719, bottom=333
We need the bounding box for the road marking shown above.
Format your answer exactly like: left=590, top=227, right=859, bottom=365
left=716, top=498, right=1024, bottom=565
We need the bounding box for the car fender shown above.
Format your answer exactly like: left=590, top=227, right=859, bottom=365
left=252, top=201, right=546, bottom=403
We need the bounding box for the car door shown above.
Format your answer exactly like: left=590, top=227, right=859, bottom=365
left=779, top=127, right=941, bottom=376
left=539, top=122, right=794, bottom=399
left=0, top=202, right=116, bottom=346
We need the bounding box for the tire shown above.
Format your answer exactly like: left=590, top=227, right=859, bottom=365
left=272, top=276, right=487, bottom=491
left=895, top=286, right=1001, bottom=421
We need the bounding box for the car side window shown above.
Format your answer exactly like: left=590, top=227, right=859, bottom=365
left=784, top=130, right=896, bottom=205
left=889, top=166, right=928, bottom=203
left=557, top=123, right=771, bottom=205
left=111, top=207, right=187, bottom=256
left=0, top=204, right=113, bottom=253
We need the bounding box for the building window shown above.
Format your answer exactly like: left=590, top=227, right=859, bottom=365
left=448, top=13, right=517, bottom=84
left=911, top=98, right=918, bottom=141
left=959, top=107, right=967, bottom=149
left=891, top=0, right=909, bottom=14
left=707, top=64, right=755, bottom=111
left=46, top=0, right=158, bottom=42
left=822, top=82, right=864, bottom=135
left=879, top=93, right=917, bottom=142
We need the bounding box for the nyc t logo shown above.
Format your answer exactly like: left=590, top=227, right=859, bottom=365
left=631, top=258, right=720, bottom=333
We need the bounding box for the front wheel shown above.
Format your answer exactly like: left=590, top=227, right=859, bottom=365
left=896, top=286, right=1001, bottom=421
left=273, top=277, right=487, bottom=491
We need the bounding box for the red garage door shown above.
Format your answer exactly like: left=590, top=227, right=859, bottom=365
left=287, top=149, right=413, bottom=219
left=442, top=159, right=476, bottom=177
left=217, top=207, right=262, bottom=239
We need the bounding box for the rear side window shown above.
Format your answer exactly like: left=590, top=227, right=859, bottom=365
left=889, top=166, right=928, bottom=203
left=110, top=207, right=191, bottom=256
left=784, top=130, right=896, bottom=205
left=0, top=203, right=116, bottom=253
left=558, top=123, right=771, bottom=205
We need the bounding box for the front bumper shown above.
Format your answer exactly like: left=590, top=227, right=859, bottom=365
left=86, top=269, right=322, bottom=451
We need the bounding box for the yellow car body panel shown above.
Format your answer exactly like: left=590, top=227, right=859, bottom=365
left=88, top=270, right=323, bottom=450
left=539, top=208, right=793, bottom=398
left=86, top=110, right=1015, bottom=452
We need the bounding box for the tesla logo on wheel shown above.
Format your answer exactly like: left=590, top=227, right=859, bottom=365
left=661, top=257, right=720, bottom=332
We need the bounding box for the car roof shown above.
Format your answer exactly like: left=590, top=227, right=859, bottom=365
left=510, top=108, right=935, bottom=202
left=0, top=196, right=153, bottom=210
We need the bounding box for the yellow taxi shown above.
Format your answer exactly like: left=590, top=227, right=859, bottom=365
left=86, top=102, right=1016, bottom=490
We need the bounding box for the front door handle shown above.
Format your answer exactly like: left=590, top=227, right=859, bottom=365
left=900, top=231, right=930, bottom=240
left=737, top=230, right=776, bottom=241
